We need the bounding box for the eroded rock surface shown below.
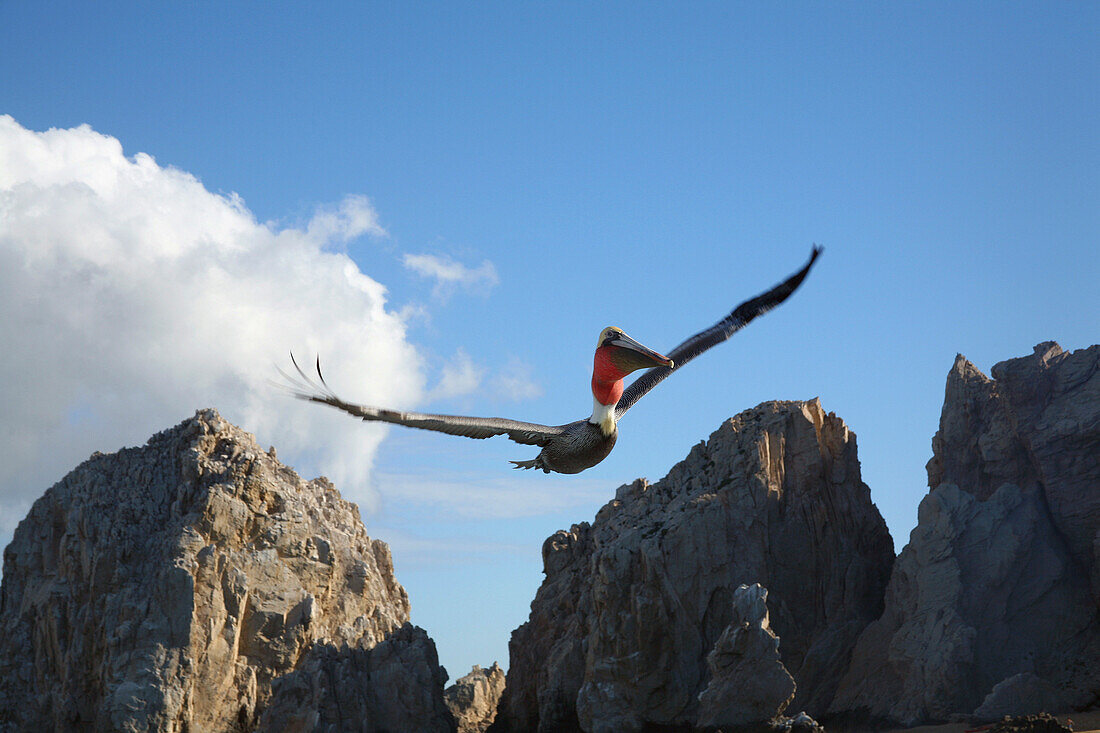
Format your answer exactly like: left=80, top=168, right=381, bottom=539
left=493, top=399, right=894, bottom=732
left=832, top=343, right=1100, bottom=725
left=0, top=409, right=454, bottom=732
left=445, top=662, right=507, bottom=733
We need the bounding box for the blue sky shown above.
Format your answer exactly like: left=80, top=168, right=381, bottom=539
left=2, top=2, right=1097, bottom=682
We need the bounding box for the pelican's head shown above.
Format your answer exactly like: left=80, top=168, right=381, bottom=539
left=595, top=326, right=674, bottom=373
left=589, top=327, right=672, bottom=433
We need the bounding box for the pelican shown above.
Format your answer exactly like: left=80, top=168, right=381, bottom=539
left=282, top=246, right=821, bottom=474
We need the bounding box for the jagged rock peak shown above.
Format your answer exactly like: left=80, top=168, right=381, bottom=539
left=833, top=343, right=1100, bottom=726
left=950, top=351, right=989, bottom=380
left=445, top=662, right=507, bottom=733
left=494, top=399, right=894, bottom=732
left=0, top=408, right=454, bottom=732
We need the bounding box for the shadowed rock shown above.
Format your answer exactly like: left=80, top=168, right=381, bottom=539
left=259, top=623, right=453, bottom=732
left=832, top=343, right=1100, bottom=725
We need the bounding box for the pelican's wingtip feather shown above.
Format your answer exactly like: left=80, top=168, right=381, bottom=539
left=279, top=352, right=338, bottom=401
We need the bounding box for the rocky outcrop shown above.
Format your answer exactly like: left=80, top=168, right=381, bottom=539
left=493, top=399, right=895, bottom=732
left=832, top=343, right=1100, bottom=725
left=0, top=409, right=454, bottom=732
left=696, top=584, right=795, bottom=729
left=445, top=662, right=507, bottom=733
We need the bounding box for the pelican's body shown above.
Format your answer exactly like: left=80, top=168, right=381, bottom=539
left=514, top=418, right=617, bottom=474
left=282, top=247, right=821, bottom=474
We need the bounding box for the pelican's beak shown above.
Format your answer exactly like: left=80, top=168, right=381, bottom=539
left=613, top=332, right=674, bottom=371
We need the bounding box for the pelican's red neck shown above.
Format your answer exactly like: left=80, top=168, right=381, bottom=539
left=592, top=345, right=628, bottom=406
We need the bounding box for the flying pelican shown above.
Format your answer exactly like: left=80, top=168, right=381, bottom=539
left=282, top=246, right=821, bottom=474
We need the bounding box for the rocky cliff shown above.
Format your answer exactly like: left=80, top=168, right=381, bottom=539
left=0, top=409, right=454, bottom=732
left=832, top=342, right=1100, bottom=724
left=492, top=399, right=895, bottom=732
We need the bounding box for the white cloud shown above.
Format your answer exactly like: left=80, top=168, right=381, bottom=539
left=428, top=349, right=484, bottom=401
left=488, top=357, right=543, bottom=402
left=306, top=194, right=386, bottom=243
left=403, top=252, right=499, bottom=298
left=422, top=352, right=542, bottom=406
left=0, top=116, right=424, bottom=542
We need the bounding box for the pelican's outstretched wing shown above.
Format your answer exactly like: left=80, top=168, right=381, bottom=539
left=615, top=245, right=822, bottom=419
left=279, top=355, right=566, bottom=447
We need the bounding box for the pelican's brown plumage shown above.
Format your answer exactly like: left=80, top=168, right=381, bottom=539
left=281, top=246, right=821, bottom=474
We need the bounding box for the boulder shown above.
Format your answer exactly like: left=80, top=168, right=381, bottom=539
left=832, top=344, right=1100, bottom=725
left=0, top=409, right=454, bottom=732
left=493, top=399, right=894, bottom=731
left=989, top=713, right=1074, bottom=733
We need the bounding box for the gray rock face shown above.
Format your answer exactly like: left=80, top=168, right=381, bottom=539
left=990, top=343, right=1100, bottom=600
left=445, top=662, right=507, bottom=733
left=259, top=623, right=454, bottom=732
left=832, top=343, right=1100, bottom=725
left=0, top=409, right=454, bottom=732
left=493, top=399, right=895, bottom=732
left=696, top=584, right=795, bottom=729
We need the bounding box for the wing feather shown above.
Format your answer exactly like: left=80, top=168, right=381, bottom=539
left=277, top=355, right=565, bottom=447
left=615, top=245, right=822, bottom=419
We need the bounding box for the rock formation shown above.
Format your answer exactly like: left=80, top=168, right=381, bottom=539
left=0, top=409, right=454, bottom=732
left=445, top=662, right=507, bottom=733
left=8, top=343, right=1096, bottom=732
left=696, top=584, right=795, bottom=729
left=492, top=399, right=895, bottom=732
left=832, top=343, right=1100, bottom=725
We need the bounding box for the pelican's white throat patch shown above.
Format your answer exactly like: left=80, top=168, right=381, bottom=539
left=590, top=398, right=617, bottom=436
